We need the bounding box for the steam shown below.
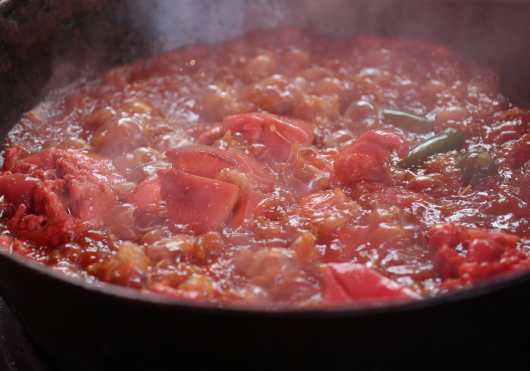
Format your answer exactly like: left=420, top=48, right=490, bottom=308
left=134, top=0, right=292, bottom=51
left=132, top=0, right=414, bottom=51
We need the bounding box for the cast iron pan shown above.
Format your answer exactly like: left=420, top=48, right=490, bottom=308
left=1, top=1, right=530, bottom=370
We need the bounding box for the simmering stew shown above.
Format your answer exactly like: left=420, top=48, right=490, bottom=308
left=0, top=29, right=529, bottom=307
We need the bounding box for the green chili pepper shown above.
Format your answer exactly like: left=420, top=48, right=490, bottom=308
left=457, top=150, right=497, bottom=185
left=382, top=108, right=434, bottom=133
left=399, top=128, right=466, bottom=168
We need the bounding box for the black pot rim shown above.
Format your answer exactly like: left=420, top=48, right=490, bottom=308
left=0, top=245, right=527, bottom=319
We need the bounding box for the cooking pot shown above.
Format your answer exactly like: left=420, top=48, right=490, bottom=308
left=1, top=1, right=530, bottom=370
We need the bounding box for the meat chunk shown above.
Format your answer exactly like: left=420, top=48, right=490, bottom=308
left=223, top=112, right=315, bottom=161
left=230, top=190, right=265, bottom=227
left=159, top=169, right=240, bottom=234
left=7, top=183, right=76, bottom=247
left=129, top=176, right=162, bottom=209
left=65, top=177, right=116, bottom=224
left=128, top=176, right=166, bottom=229
left=58, top=153, right=120, bottom=224
left=167, top=145, right=274, bottom=190
left=166, top=146, right=274, bottom=227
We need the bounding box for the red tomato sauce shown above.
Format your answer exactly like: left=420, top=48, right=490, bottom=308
left=0, top=28, right=529, bottom=307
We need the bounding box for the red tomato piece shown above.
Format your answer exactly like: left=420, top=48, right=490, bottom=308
left=428, top=223, right=522, bottom=281
left=7, top=148, right=60, bottom=173
left=321, top=266, right=351, bottom=304
left=0, top=174, right=39, bottom=206
left=0, top=235, right=31, bottom=256
left=466, top=239, right=504, bottom=263
left=159, top=169, right=240, bottom=234
left=334, top=152, right=384, bottom=184
left=434, top=244, right=466, bottom=279
left=349, top=130, right=409, bottom=161
left=223, top=112, right=315, bottom=161
left=484, top=108, right=530, bottom=145
left=428, top=223, right=464, bottom=250
left=465, top=228, right=519, bottom=248
left=32, top=182, right=70, bottom=224
left=334, top=130, right=408, bottom=185
left=2, top=146, right=29, bottom=172
left=322, top=263, right=419, bottom=305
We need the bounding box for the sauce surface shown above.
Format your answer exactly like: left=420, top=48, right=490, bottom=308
left=1, top=28, right=529, bottom=308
